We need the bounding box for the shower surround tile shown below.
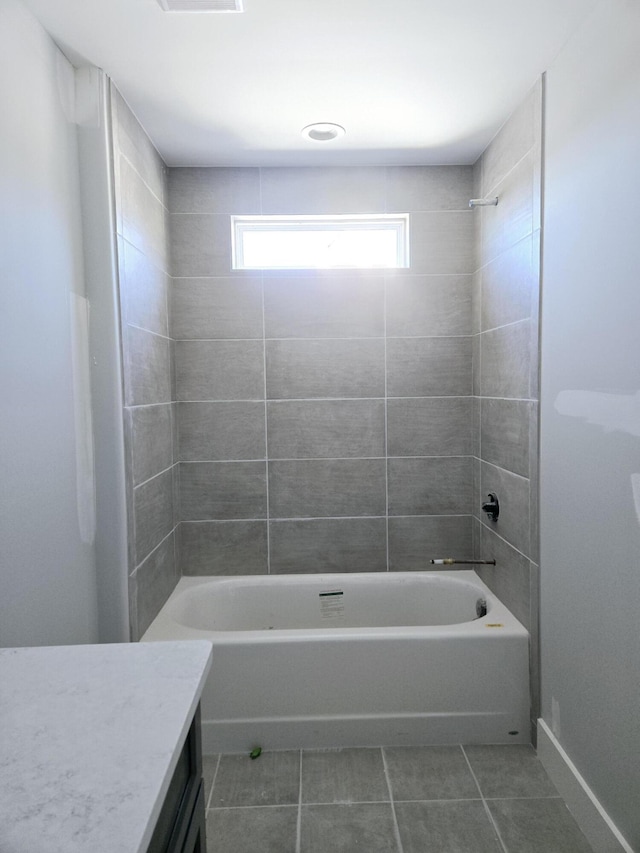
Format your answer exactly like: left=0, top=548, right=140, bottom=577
left=269, top=518, right=387, bottom=574
left=263, top=275, right=384, bottom=338
left=177, top=402, right=266, bottom=461
left=385, top=165, right=473, bottom=211
left=385, top=275, right=472, bottom=338
left=168, top=166, right=261, bottom=214
left=387, top=397, right=473, bottom=457
left=260, top=166, right=387, bottom=214
left=171, top=277, right=263, bottom=340
left=388, top=516, right=473, bottom=571
left=388, top=457, right=473, bottom=516
left=266, top=338, right=385, bottom=400
left=175, top=340, right=265, bottom=401
left=267, top=399, right=385, bottom=459
left=269, top=459, right=386, bottom=519
left=386, top=337, right=472, bottom=397
left=179, top=461, right=267, bottom=521
left=179, top=520, right=268, bottom=575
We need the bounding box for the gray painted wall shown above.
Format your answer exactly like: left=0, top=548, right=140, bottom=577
left=167, top=166, right=477, bottom=575
left=540, top=0, right=640, bottom=846
left=471, top=82, right=543, bottom=739
left=0, top=0, right=99, bottom=647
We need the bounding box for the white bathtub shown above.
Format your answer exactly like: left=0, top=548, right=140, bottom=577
left=142, top=571, right=530, bottom=753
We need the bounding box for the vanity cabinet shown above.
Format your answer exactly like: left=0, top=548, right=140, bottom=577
left=147, top=707, right=206, bottom=853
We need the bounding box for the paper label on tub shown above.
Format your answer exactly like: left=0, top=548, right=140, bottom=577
left=319, top=590, right=345, bottom=620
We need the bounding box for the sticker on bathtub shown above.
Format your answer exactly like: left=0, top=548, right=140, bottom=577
left=319, top=590, right=345, bottom=620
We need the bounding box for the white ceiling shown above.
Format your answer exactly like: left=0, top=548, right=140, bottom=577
left=23, top=0, right=595, bottom=167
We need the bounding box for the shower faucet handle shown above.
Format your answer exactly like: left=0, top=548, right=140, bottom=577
left=481, top=493, right=500, bottom=521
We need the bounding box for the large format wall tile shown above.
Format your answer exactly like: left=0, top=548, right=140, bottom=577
left=267, top=400, right=385, bottom=459
left=481, top=83, right=539, bottom=196
left=170, top=213, right=235, bottom=277
left=133, top=531, right=178, bottom=637
left=386, top=337, right=472, bottom=397
left=388, top=457, right=473, bottom=516
left=269, top=459, right=386, bottom=518
left=409, top=212, right=475, bottom=275
left=388, top=516, right=473, bottom=570
left=125, top=326, right=172, bottom=407
left=133, top=467, right=175, bottom=565
left=476, top=525, right=531, bottom=630
left=264, top=275, right=385, bottom=338
left=269, top=518, right=387, bottom=573
left=481, top=152, right=535, bottom=268
left=385, top=275, right=472, bottom=337
left=266, top=339, right=385, bottom=400
left=120, top=156, right=168, bottom=273
left=168, top=167, right=261, bottom=214
left=128, top=404, right=174, bottom=486
left=121, top=238, right=168, bottom=336
left=385, top=165, right=473, bottom=211
left=179, top=461, right=267, bottom=520
left=112, top=87, right=166, bottom=206
left=480, top=399, right=531, bottom=477
left=175, top=340, right=264, bottom=401
left=171, top=277, right=263, bottom=340
left=178, top=402, right=266, bottom=461
left=387, top=398, right=473, bottom=457
left=179, top=520, right=268, bottom=575
left=481, top=236, right=534, bottom=332
left=480, top=320, right=531, bottom=400
left=260, top=167, right=386, bottom=214
left=480, top=461, right=530, bottom=557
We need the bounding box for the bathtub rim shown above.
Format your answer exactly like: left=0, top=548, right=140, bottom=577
left=141, top=570, right=528, bottom=645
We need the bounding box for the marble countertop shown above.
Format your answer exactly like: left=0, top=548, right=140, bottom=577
left=0, top=640, right=213, bottom=853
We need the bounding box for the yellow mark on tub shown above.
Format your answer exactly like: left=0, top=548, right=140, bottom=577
left=485, top=623, right=504, bottom=628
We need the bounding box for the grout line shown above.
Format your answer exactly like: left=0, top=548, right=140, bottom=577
left=172, top=334, right=475, bottom=342
left=133, top=462, right=175, bottom=490
left=179, top=514, right=474, bottom=524
left=461, top=745, right=509, bottom=853
left=383, top=276, right=390, bottom=572
left=176, top=455, right=476, bottom=463
left=479, top=317, right=531, bottom=336
left=381, top=748, right=405, bottom=853
left=205, top=754, right=221, bottom=811
left=260, top=272, right=271, bottom=575
left=296, top=750, right=302, bottom=853
left=126, top=322, right=173, bottom=342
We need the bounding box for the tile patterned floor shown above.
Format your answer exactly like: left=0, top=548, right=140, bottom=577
left=202, top=745, right=594, bottom=853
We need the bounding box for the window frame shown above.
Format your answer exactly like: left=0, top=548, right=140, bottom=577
left=231, top=213, right=410, bottom=270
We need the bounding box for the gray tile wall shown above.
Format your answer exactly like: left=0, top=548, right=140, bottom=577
left=471, top=80, right=542, bottom=736
left=167, top=165, right=476, bottom=575
left=111, top=86, right=178, bottom=640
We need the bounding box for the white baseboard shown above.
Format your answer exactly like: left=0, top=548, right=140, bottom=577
left=537, top=719, right=634, bottom=853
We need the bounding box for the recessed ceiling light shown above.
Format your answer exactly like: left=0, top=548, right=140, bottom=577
left=301, top=123, right=346, bottom=143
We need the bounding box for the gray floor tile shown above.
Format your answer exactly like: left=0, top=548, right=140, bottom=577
left=300, top=803, right=400, bottom=853
left=464, top=745, right=559, bottom=799
left=301, top=748, right=389, bottom=804
left=487, top=798, right=594, bottom=853
left=384, top=746, right=479, bottom=801
left=202, top=755, right=219, bottom=805
left=206, top=806, right=298, bottom=853
left=395, top=800, right=502, bottom=853
left=211, top=751, right=300, bottom=807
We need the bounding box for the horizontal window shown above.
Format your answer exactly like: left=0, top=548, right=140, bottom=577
left=231, top=214, right=410, bottom=270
